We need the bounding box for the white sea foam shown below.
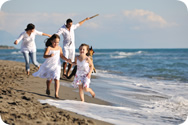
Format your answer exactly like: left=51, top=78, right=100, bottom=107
left=150, top=96, right=188, bottom=116
left=39, top=99, right=148, bottom=125
left=39, top=97, right=187, bottom=125
left=96, top=69, right=188, bottom=96
left=55, top=68, right=188, bottom=125
left=95, top=70, right=188, bottom=123
left=110, top=51, right=143, bottom=59
left=11, top=51, right=22, bottom=55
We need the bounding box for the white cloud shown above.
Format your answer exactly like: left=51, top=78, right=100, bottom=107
left=123, top=9, right=177, bottom=29
left=0, top=11, right=102, bottom=36
left=0, top=12, right=78, bottom=34
left=83, top=22, right=99, bottom=29
left=103, top=14, right=116, bottom=18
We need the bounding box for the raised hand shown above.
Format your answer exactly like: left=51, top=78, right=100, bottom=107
left=14, top=41, right=18, bottom=45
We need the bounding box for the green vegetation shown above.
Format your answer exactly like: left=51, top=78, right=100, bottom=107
left=0, top=45, right=15, bottom=49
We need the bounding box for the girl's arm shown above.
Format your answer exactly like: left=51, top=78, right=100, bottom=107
left=87, top=57, right=94, bottom=78
left=42, top=33, right=51, bottom=38
left=72, top=56, right=77, bottom=65
left=43, top=47, right=54, bottom=58
left=60, top=47, right=72, bottom=64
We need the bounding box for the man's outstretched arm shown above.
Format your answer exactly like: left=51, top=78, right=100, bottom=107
left=79, top=17, right=90, bottom=26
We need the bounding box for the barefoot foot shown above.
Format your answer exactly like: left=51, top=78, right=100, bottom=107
left=26, top=71, right=30, bottom=76
left=62, top=74, right=67, bottom=79
left=55, top=94, right=59, bottom=99
left=92, top=92, right=95, bottom=98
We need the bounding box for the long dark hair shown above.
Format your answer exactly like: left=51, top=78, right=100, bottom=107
left=25, top=23, right=35, bottom=31
left=45, top=34, right=60, bottom=47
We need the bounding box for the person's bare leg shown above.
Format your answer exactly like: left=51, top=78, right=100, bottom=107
left=63, top=62, right=67, bottom=77
left=67, top=65, right=77, bottom=79
left=67, top=63, right=72, bottom=77
left=38, top=65, right=40, bottom=70
left=79, top=85, right=84, bottom=102
left=46, top=79, right=52, bottom=95
left=27, top=71, right=30, bottom=76
left=54, top=79, right=60, bottom=99
left=84, top=88, right=95, bottom=98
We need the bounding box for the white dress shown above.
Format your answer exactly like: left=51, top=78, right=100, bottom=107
left=33, top=49, right=61, bottom=80
left=73, top=58, right=91, bottom=88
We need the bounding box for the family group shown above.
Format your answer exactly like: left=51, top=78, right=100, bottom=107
left=14, top=17, right=95, bottom=102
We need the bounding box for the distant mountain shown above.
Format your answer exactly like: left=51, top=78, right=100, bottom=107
left=0, top=30, right=15, bottom=46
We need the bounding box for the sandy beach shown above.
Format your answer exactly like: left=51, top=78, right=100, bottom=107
left=0, top=60, right=112, bottom=125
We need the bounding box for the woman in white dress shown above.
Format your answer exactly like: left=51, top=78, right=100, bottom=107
left=14, top=23, right=51, bottom=75
left=33, top=34, right=71, bottom=99
left=73, top=44, right=95, bottom=102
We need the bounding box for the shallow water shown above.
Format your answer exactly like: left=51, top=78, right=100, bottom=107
left=1, top=48, right=188, bottom=124
left=57, top=70, right=188, bottom=125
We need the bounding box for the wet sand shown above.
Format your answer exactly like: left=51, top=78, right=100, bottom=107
left=0, top=60, right=112, bottom=125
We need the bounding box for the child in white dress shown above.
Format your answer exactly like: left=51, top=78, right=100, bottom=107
left=73, top=44, right=95, bottom=102
left=33, top=34, right=71, bottom=99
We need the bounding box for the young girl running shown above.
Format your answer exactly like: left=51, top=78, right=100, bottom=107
left=33, top=34, right=71, bottom=99
left=73, top=44, right=95, bottom=102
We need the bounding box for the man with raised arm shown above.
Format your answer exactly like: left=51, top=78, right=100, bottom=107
left=56, top=17, right=90, bottom=78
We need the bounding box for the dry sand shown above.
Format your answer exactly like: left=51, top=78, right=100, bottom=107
left=0, top=60, right=112, bottom=125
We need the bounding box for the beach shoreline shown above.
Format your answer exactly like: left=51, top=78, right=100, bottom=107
left=0, top=60, right=112, bottom=125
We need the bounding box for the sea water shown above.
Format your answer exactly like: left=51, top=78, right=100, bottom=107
left=1, top=48, right=188, bottom=125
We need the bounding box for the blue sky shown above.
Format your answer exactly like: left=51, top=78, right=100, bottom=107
left=0, top=0, right=188, bottom=49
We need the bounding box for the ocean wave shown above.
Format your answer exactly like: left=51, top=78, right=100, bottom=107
left=39, top=99, right=143, bottom=125
left=93, top=70, right=188, bottom=123
left=147, top=96, right=188, bottom=119
left=36, top=52, right=45, bottom=55
left=169, top=62, right=188, bottom=67
left=143, top=73, right=188, bottom=83
left=11, top=51, right=22, bottom=55
left=57, top=68, right=188, bottom=125
left=110, top=51, right=143, bottom=59
left=95, top=69, right=125, bottom=78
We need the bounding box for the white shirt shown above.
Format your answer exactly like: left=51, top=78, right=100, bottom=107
left=56, top=23, right=80, bottom=49
left=16, top=30, right=43, bottom=53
